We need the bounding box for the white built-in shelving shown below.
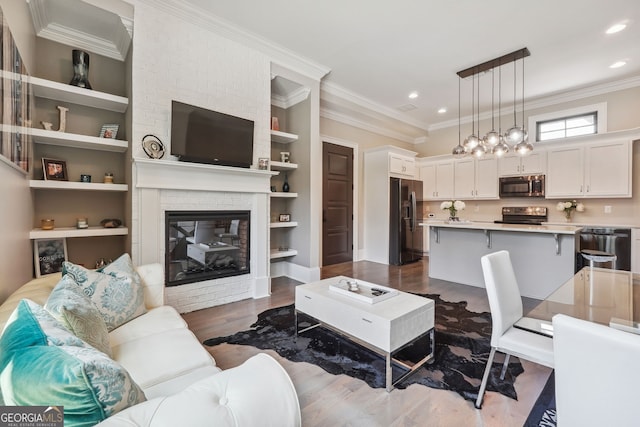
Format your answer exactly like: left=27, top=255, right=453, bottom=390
left=270, top=192, right=298, bottom=198
left=270, top=161, right=298, bottom=171
left=24, top=70, right=130, bottom=241
left=29, top=180, right=128, bottom=191
left=270, top=248, right=299, bottom=259
left=29, top=226, right=129, bottom=240
left=270, top=130, right=298, bottom=144
left=270, top=221, right=299, bottom=228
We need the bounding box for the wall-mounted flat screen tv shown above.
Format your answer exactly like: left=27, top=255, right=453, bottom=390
left=170, top=100, right=254, bottom=168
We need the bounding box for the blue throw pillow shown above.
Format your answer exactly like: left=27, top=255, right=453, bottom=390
left=63, top=253, right=146, bottom=331
left=0, top=300, right=146, bottom=426
left=45, top=276, right=112, bottom=357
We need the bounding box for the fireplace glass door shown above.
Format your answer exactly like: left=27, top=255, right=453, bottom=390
left=166, top=210, right=250, bottom=286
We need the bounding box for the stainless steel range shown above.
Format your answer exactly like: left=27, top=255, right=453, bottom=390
left=494, top=206, right=548, bottom=225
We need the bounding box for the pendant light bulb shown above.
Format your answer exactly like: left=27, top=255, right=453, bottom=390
left=452, top=144, right=466, bottom=156
left=505, top=58, right=523, bottom=145
left=453, top=77, right=466, bottom=156
left=515, top=140, right=533, bottom=156
left=484, top=130, right=500, bottom=147
left=484, top=69, right=499, bottom=147
left=471, top=144, right=486, bottom=158
left=493, top=138, right=510, bottom=157
left=464, top=135, right=480, bottom=150
left=505, top=126, right=524, bottom=144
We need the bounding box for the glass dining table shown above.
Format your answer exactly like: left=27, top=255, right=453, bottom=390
left=514, top=267, right=640, bottom=337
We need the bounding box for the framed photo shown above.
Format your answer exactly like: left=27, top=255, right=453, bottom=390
left=34, top=238, right=68, bottom=277
left=258, top=157, right=269, bottom=170
left=99, top=124, right=119, bottom=139
left=42, top=158, right=68, bottom=181
left=279, top=214, right=291, bottom=222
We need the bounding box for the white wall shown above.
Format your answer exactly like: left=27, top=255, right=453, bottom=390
left=0, top=1, right=36, bottom=302
left=130, top=2, right=272, bottom=263
left=130, top=2, right=271, bottom=164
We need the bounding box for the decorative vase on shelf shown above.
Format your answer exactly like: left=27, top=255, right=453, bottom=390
left=69, top=49, right=92, bottom=89
left=282, top=174, right=290, bottom=192
left=564, top=211, right=572, bottom=222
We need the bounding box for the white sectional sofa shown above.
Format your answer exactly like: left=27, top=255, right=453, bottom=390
left=0, top=261, right=301, bottom=426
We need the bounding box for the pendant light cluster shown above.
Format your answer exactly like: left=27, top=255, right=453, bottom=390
left=453, top=48, right=532, bottom=158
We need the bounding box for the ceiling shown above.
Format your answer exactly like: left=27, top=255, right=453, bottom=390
left=183, top=0, right=640, bottom=140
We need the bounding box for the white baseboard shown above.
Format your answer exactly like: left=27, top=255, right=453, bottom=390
left=270, top=261, right=320, bottom=283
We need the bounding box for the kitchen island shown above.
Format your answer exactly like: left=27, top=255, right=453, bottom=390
left=423, top=221, right=582, bottom=299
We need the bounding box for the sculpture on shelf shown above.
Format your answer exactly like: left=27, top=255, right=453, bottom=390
left=69, top=49, right=92, bottom=89
left=56, top=106, right=68, bottom=132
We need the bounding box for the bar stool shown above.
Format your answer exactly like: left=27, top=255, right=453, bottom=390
left=581, top=249, right=617, bottom=269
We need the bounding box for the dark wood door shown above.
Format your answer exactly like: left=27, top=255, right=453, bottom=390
left=322, top=142, right=354, bottom=266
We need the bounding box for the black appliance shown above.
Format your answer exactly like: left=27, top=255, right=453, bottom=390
left=499, top=175, right=545, bottom=198
left=389, top=177, right=423, bottom=265
left=170, top=100, right=254, bottom=168
left=577, top=227, right=631, bottom=271
left=494, top=206, right=548, bottom=225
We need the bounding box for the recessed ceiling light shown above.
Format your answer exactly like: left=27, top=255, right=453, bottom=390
left=606, top=23, right=627, bottom=34
left=610, top=60, right=627, bottom=69
left=408, top=91, right=419, bottom=99
left=437, top=107, right=447, bottom=114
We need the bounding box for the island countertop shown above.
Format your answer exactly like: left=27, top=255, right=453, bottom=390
left=419, top=220, right=582, bottom=235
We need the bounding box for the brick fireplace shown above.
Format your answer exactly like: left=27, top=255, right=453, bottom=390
left=131, top=158, right=274, bottom=313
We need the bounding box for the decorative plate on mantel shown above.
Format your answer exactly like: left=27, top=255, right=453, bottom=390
left=141, top=134, right=165, bottom=159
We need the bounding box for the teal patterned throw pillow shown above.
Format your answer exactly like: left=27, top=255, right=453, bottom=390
left=0, top=300, right=146, bottom=426
left=45, top=275, right=112, bottom=356
left=63, top=253, right=147, bottom=331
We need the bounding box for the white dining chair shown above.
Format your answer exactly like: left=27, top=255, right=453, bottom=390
left=553, top=313, right=640, bottom=426
left=475, top=250, right=554, bottom=409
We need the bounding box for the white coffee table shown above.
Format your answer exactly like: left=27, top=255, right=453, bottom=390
left=294, top=276, right=435, bottom=391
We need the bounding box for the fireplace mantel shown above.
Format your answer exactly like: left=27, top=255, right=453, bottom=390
left=133, top=158, right=277, bottom=193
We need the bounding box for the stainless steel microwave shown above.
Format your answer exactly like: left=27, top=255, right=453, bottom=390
left=499, top=175, right=545, bottom=198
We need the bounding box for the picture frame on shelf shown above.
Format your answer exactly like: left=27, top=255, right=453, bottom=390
left=258, top=158, right=269, bottom=170
left=99, top=124, right=119, bottom=139
left=34, top=238, right=68, bottom=278
left=279, top=214, right=291, bottom=222
left=42, top=158, right=68, bottom=181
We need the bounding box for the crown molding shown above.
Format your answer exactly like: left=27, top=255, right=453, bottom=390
left=271, top=86, right=311, bottom=109
left=142, top=0, right=330, bottom=82
left=27, top=0, right=132, bottom=61
left=320, top=107, right=424, bottom=145
left=322, top=81, right=430, bottom=131
left=429, top=75, right=640, bottom=131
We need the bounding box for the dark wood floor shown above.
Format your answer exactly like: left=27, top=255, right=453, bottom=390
left=182, top=258, right=550, bottom=427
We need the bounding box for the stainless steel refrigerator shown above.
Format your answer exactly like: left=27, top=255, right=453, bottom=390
left=389, top=177, right=423, bottom=265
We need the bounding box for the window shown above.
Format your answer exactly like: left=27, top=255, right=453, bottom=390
left=537, top=112, right=597, bottom=141
left=527, top=102, right=607, bottom=143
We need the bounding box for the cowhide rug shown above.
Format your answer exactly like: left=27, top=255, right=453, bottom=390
left=204, top=293, right=523, bottom=401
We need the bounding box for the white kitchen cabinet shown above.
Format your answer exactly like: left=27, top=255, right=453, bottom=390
left=546, top=139, right=631, bottom=198
left=546, top=146, right=584, bottom=197
left=389, top=153, right=415, bottom=177
left=584, top=140, right=631, bottom=197
left=498, top=151, right=546, bottom=176
left=453, top=157, right=498, bottom=200
left=419, top=160, right=454, bottom=201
